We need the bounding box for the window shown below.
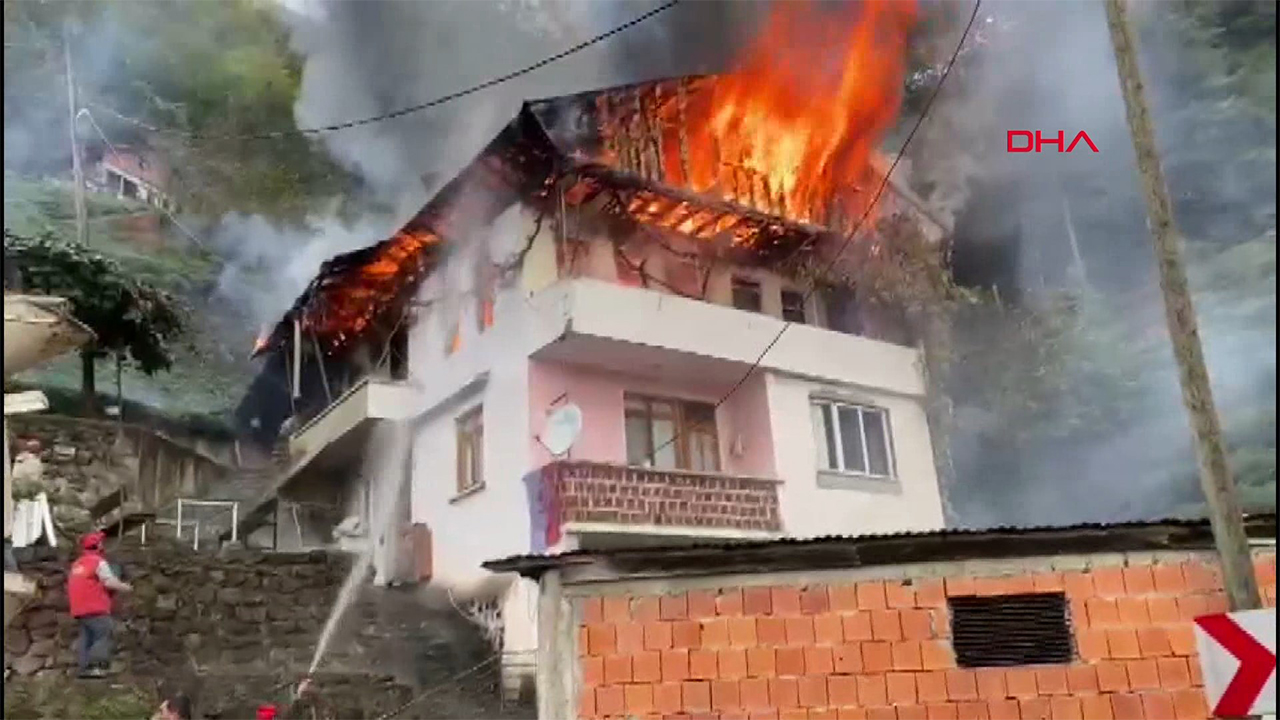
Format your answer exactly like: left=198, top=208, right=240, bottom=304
left=781, top=289, right=807, bottom=323
left=811, top=400, right=894, bottom=477
left=456, top=406, right=484, bottom=494
left=731, top=277, right=763, bottom=313
left=822, top=285, right=863, bottom=335
left=476, top=263, right=496, bottom=333
left=624, top=395, right=720, bottom=472
left=665, top=258, right=703, bottom=298
left=949, top=593, right=1072, bottom=667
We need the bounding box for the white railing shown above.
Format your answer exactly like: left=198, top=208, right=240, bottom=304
left=175, top=499, right=240, bottom=548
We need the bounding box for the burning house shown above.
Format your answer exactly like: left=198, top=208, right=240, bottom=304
left=231, top=0, right=951, bottom=695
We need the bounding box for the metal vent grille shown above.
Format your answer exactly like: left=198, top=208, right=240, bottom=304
left=949, top=592, right=1072, bottom=668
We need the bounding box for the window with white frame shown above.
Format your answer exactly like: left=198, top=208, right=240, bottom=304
left=811, top=400, right=895, bottom=478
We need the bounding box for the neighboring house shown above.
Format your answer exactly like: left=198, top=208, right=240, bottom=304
left=484, top=515, right=1278, bottom=720
left=232, top=77, right=952, bottom=695
left=90, top=146, right=175, bottom=212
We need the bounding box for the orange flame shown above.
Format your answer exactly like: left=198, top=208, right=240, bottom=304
left=672, top=0, right=917, bottom=227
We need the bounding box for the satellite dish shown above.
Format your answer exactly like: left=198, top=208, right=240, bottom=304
left=542, top=403, right=583, bottom=457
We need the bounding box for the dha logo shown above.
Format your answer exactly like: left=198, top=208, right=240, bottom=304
left=1007, top=130, right=1099, bottom=154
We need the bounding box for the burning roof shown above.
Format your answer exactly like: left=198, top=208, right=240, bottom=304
left=256, top=0, right=929, bottom=359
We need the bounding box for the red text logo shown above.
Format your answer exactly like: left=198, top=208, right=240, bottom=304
left=1007, top=130, right=1099, bottom=153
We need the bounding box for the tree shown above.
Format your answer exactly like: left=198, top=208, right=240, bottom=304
left=4, top=231, right=187, bottom=411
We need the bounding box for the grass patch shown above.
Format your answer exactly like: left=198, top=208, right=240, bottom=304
left=4, top=677, right=156, bottom=720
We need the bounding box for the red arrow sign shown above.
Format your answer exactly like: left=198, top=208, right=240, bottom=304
left=1194, top=612, right=1277, bottom=717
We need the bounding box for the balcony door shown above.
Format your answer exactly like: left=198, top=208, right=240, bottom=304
left=624, top=394, right=720, bottom=472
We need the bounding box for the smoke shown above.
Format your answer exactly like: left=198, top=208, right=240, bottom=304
left=919, top=1, right=1277, bottom=526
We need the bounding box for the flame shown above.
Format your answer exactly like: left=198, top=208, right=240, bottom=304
left=668, top=0, right=917, bottom=227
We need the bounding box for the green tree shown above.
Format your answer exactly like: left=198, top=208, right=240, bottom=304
left=4, top=231, right=187, bottom=412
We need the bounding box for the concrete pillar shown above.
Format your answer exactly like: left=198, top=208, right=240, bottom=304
left=535, top=569, right=573, bottom=720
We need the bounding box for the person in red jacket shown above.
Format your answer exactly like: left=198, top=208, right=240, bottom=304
left=67, top=531, right=131, bottom=678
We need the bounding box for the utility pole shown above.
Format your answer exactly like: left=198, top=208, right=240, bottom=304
left=63, top=23, right=88, bottom=246
left=1102, top=0, right=1261, bottom=611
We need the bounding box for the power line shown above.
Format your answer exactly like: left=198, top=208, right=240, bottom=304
left=88, top=0, right=681, bottom=143
left=638, top=0, right=983, bottom=468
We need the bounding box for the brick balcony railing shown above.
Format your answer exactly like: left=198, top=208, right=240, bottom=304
left=526, top=461, right=782, bottom=550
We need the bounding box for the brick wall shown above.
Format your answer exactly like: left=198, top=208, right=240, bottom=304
left=543, top=461, right=782, bottom=532
left=572, top=552, right=1277, bottom=720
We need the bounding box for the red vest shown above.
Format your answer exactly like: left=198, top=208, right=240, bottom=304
left=67, top=552, right=113, bottom=618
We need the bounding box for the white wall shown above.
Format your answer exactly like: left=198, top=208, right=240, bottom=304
left=766, top=373, right=946, bottom=536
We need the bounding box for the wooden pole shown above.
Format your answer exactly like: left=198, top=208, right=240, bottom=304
left=63, top=25, right=88, bottom=246
left=1103, top=0, right=1261, bottom=611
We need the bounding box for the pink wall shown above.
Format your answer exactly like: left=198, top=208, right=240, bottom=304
left=527, top=359, right=776, bottom=477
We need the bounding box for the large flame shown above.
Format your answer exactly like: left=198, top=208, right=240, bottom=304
left=671, top=0, right=917, bottom=227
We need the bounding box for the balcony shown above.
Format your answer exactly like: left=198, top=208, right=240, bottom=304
left=527, top=460, right=783, bottom=551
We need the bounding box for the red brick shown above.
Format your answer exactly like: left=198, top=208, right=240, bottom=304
left=745, top=587, right=774, bottom=615
left=1137, top=627, right=1172, bottom=657
left=1080, top=695, right=1114, bottom=720
left=1156, top=657, right=1190, bottom=690
left=799, top=675, right=828, bottom=707
left=858, top=675, right=889, bottom=707
left=1181, top=561, right=1221, bottom=592
left=786, top=617, right=816, bottom=646
left=583, top=597, right=605, bottom=623
left=1117, top=596, right=1151, bottom=626
left=1175, top=595, right=1208, bottom=622
left=838, top=709, right=869, bottom=720
left=918, top=671, right=949, bottom=704
left=656, top=682, right=684, bottom=714
left=944, top=670, right=978, bottom=701
left=1167, top=624, right=1197, bottom=656
left=1086, top=598, right=1121, bottom=628
left=1109, top=694, right=1142, bottom=720
left=1069, top=599, right=1088, bottom=630
left=969, top=669, right=1003, bottom=701
left=973, top=577, right=1007, bottom=597
left=1018, top=698, right=1051, bottom=720
left=927, top=703, right=959, bottom=720
left=830, top=585, right=860, bottom=612
left=683, top=681, right=712, bottom=712
left=888, top=672, right=919, bottom=705
left=858, top=582, right=889, bottom=610
left=690, top=649, right=719, bottom=680
left=1035, top=667, right=1068, bottom=695
left=721, top=649, right=749, bottom=680
left=801, top=586, right=831, bottom=615
left=597, top=685, right=624, bottom=716
left=626, top=684, right=655, bottom=714
left=834, top=643, right=863, bottom=674
left=760, top=617, right=788, bottom=647
left=1049, top=697, right=1082, bottom=720
left=771, top=678, right=801, bottom=709
left=814, top=614, right=844, bottom=646
left=1170, top=689, right=1208, bottom=720
left=901, top=609, right=934, bottom=641
left=662, top=593, right=690, bottom=621
left=643, top=621, right=673, bottom=651
left=804, top=646, right=834, bottom=675
left=583, top=654, right=605, bottom=686
left=1255, top=555, right=1277, bottom=585
left=916, top=579, right=947, bottom=608
left=1031, top=572, right=1065, bottom=592
left=783, top=710, right=811, bottom=720
left=689, top=590, right=719, bottom=619
left=1140, top=692, right=1175, bottom=720
left=1065, top=666, right=1097, bottom=694
left=886, top=582, right=916, bottom=609
left=932, top=609, right=951, bottom=638
left=674, top=620, right=702, bottom=649
left=922, top=640, right=955, bottom=670
left=716, top=589, right=745, bottom=617
left=1203, top=592, right=1229, bottom=615
left=1151, top=564, right=1186, bottom=595
left=603, top=595, right=632, bottom=623
left=987, top=700, right=1019, bottom=720
left=587, top=623, right=617, bottom=656
left=871, top=610, right=904, bottom=642
left=863, top=642, right=893, bottom=673
left=892, top=641, right=924, bottom=671
left=663, top=649, right=691, bottom=682
left=810, top=709, right=839, bottom=720
left=635, top=651, right=663, bottom=683
left=1107, top=629, right=1141, bottom=659
left=898, top=706, right=928, bottom=720
left=741, top=677, right=771, bottom=710
left=1061, top=572, right=1095, bottom=598
left=829, top=675, right=859, bottom=707
left=1092, top=567, right=1127, bottom=597
left=579, top=685, right=597, bottom=718
left=1146, top=597, right=1180, bottom=625
left=945, top=576, right=977, bottom=597
left=603, top=653, right=631, bottom=683
left=773, top=587, right=803, bottom=617
left=704, top=619, right=732, bottom=649
left=578, top=627, right=588, bottom=657
left=867, top=708, right=897, bottom=720
left=1004, top=669, right=1037, bottom=699
left=1095, top=661, right=1130, bottom=692
left=843, top=612, right=874, bottom=641
left=955, top=702, right=989, bottom=720
left=1077, top=628, right=1109, bottom=661
left=713, top=680, right=743, bottom=711
left=1123, top=566, right=1156, bottom=596
left=617, top=622, right=646, bottom=653
left=777, top=647, right=807, bottom=677
left=1127, top=659, right=1160, bottom=690
left=1189, top=660, right=1202, bottom=687
left=747, top=646, right=777, bottom=678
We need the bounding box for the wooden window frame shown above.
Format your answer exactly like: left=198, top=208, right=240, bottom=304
left=455, top=406, right=484, bottom=495
left=624, top=393, right=721, bottom=472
